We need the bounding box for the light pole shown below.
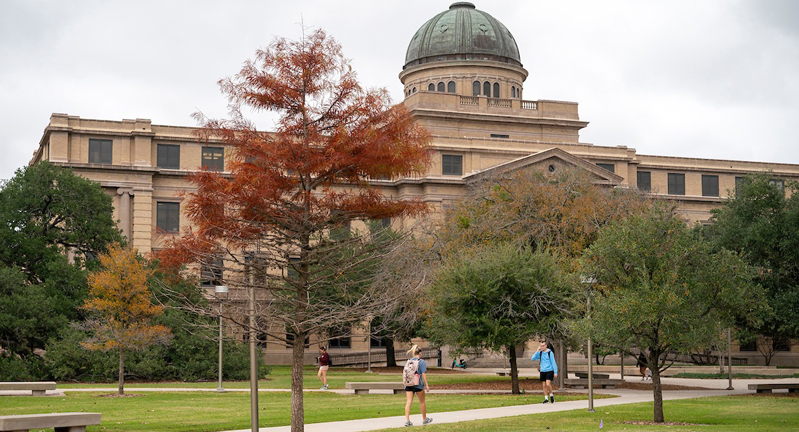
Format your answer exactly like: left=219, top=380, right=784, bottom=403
left=214, top=285, right=228, bottom=393
left=365, top=315, right=374, bottom=373
left=727, top=328, right=734, bottom=390
left=581, top=275, right=597, bottom=413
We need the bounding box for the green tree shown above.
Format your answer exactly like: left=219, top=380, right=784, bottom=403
left=580, top=204, right=764, bottom=422
left=428, top=244, right=575, bottom=394
left=703, top=173, right=799, bottom=364
left=0, top=162, right=121, bottom=359
left=82, top=244, right=171, bottom=395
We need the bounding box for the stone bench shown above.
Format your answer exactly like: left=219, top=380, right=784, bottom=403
left=345, top=382, right=407, bottom=394
left=0, top=412, right=101, bottom=432
left=748, top=383, right=799, bottom=393
left=574, top=372, right=610, bottom=380
left=563, top=378, right=624, bottom=389
left=496, top=370, right=511, bottom=376
left=0, top=382, right=57, bottom=396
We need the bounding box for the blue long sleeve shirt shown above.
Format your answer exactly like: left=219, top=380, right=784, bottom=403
left=531, top=349, right=558, bottom=375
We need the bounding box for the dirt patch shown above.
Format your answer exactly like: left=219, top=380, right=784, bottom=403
left=433, top=378, right=715, bottom=391
left=97, top=393, right=144, bottom=398
left=619, top=421, right=706, bottom=426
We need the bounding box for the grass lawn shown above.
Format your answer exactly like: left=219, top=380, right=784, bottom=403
left=57, top=366, right=511, bottom=390
left=0, top=391, right=595, bottom=431
left=373, top=395, right=799, bottom=431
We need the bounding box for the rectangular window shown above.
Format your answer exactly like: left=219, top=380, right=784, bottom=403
left=637, top=171, right=651, bottom=193
left=442, top=154, right=463, bottom=176
left=667, top=173, right=685, bottom=195
left=371, top=336, right=388, bottom=348
left=156, top=202, right=180, bottom=233
left=774, top=338, right=791, bottom=352
left=596, top=163, right=615, bottom=173
left=286, top=333, right=309, bottom=349
left=201, top=146, right=224, bottom=171
left=738, top=340, right=757, bottom=352
left=201, top=257, right=224, bottom=287
left=770, top=179, right=785, bottom=193
left=490, top=133, right=509, bottom=138
left=735, top=176, right=745, bottom=196
left=157, top=144, right=180, bottom=169
left=88, top=139, right=112, bottom=164
left=702, top=175, right=719, bottom=197
left=328, top=326, right=351, bottom=349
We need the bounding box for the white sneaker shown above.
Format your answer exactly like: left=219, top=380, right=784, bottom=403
left=423, top=417, right=433, bottom=425
left=322, top=385, right=328, bottom=390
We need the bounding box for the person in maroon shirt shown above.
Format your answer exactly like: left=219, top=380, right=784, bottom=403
left=317, top=346, right=330, bottom=390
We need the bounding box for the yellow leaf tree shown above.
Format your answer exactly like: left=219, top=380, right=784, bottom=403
left=82, top=243, right=171, bottom=395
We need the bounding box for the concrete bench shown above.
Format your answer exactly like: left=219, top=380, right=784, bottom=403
left=748, top=383, right=799, bottom=393
left=574, top=372, right=610, bottom=380
left=0, top=382, right=57, bottom=396
left=0, top=412, right=101, bottom=432
left=496, top=370, right=511, bottom=376
left=345, top=382, right=407, bottom=394
left=563, top=378, right=624, bottom=389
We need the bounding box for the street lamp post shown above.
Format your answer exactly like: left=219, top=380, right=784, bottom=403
left=727, top=328, right=734, bottom=390
left=366, top=315, right=374, bottom=373
left=214, top=285, right=228, bottom=393
left=581, top=275, right=597, bottom=413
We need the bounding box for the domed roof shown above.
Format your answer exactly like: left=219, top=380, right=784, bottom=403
left=404, top=2, right=522, bottom=69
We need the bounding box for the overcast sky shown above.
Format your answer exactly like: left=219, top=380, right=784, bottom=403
left=2, top=0, right=798, bottom=181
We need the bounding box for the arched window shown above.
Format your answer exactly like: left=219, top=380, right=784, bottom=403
left=483, top=81, right=491, bottom=97
left=447, top=81, right=456, bottom=93
left=493, top=83, right=500, bottom=98
left=428, top=83, right=435, bottom=91
left=473, top=81, right=481, bottom=96
left=511, top=86, right=516, bottom=98
left=412, top=87, right=416, bottom=93
left=437, top=82, right=445, bottom=92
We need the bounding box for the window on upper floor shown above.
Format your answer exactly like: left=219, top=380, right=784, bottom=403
left=735, top=176, right=746, bottom=196
left=770, top=178, right=785, bottom=193
left=328, top=325, right=351, bottom=349
left=637, top=171, right=651, bottom=193
left=702, top=175, right=719, bottom=197
left=157, top=144, right=180, bottom=169
left=596, top=163, right=615, bottom=173
left=201, top=146, right=224, bottom=171
left=668, top=173, right=685, bottom=195
left=428, top=83, right=435, bottom=91
left=156, top=202, right=180, bottom=233
left=442, top=154, right=463, bottom=176
left=437, top=82, right=445, bottom=92
left=472, top=81, right=481, bottom=96
left=447, top=81, right=456, bottom=93
left=511, top=86, right=516, bottom=98
left=201, top=257, right=224, bottom=287
left=493, top=82, right=500, bottom=98
left=483, top=81, right=491, bottom=97
left=88, top=139, right=112, bottom=164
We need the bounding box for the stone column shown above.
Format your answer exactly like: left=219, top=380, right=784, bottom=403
left=117, top=188, right=133, bottom=241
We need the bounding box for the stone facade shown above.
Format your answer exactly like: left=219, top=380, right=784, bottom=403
left=28, top=2, right=798, bottom=366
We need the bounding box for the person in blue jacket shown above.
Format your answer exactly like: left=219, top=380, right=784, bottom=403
left=531, top=341, right=558, bottom=403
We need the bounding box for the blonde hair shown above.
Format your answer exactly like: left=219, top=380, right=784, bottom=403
left=406, top=344, right=422, bottom=356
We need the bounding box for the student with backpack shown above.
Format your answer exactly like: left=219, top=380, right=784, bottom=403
left=531, top=341, right=558, bottom=404
left=402, top=345, right=432, bottom=427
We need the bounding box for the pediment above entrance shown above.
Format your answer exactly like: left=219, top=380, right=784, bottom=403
left=464, top=147, right=624, bottom=186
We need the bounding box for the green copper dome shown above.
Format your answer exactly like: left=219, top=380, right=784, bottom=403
left=404, top=2, right=522, bottom=69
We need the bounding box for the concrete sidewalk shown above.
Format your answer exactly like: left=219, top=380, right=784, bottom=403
left=225, top=386, right=747, bottom=432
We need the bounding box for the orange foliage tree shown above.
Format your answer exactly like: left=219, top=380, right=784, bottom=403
left=82, top=243, right=171, bottom=395
left=158, top=29, right=430, bottom=431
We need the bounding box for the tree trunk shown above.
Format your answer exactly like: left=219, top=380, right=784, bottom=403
left=558, top=342, right=567, bottom=389
left=384, top=336, right=396, bottom=367
left=650, top=351, right=664, bottom=423
left=291, top=330, right=306, bottom=432
left=118, top=348, right=125, bottom=396
left=508, top=345, right=520, bottom=394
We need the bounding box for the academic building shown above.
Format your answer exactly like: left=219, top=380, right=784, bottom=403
left=30, top=2, right=797, bottom=366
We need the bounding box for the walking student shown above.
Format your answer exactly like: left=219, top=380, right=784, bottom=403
left=637, top=352, right=648, bottom=381
left=402, top=345, right=432, bottom=427
left=317, top=346, right=330, bottom=390
left=531, top=341, right=558, bottom=403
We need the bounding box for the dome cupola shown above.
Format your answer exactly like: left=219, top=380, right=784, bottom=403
left=404, top=2, right=522, bottom=70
